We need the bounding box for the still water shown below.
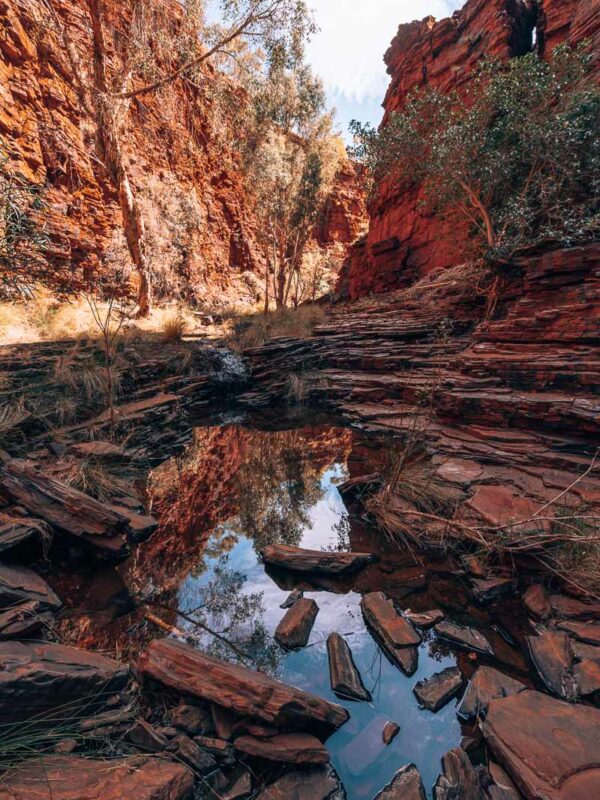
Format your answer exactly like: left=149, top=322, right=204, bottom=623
left=153, top=415, right=463, bottom=798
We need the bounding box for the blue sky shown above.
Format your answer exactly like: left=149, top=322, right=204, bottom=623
left=305, top=1, right=465, bottom=139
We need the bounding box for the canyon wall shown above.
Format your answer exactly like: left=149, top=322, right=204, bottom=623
left=339, top=0, right=600, bottom=301
left=0, top=0, right=363, bottom=307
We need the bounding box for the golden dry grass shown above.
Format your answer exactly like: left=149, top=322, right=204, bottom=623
left=227, top=304, right=325, bottom=351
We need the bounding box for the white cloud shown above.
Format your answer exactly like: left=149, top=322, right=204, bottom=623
left=306, top=0, right=464, bottom=124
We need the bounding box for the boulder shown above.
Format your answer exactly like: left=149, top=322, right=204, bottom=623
left=457, top=666, right=526, bottom=721
left=434, top=620, right=494, bottom=656
left=262, top=544, right=377, bottom=574
left=413, top=666, right=463, bottom=712
left=0, top=641, right=129, bottom=724
left=433, top=748, right=480, bottom=800
left=234, top=733, right=329, bottom=764
left=137, top=639, right=348, bottom=733
left=404, top=609, right=444, bottom=629
left=255, top=765, right=346, bottom=799
left=373, top=763, right=426, bottom=800
left=523, top=584, right=551, bottom=620
left=482, top=690, right=600, bottom=800
left=526, top=631, right=578, bottom=701
left=557, top=620, right=600, bottom=645
left=327, top=632, right=371, bottom=701
left=0, top=563, right=61, bottom=609
left=0, top=755, right=193, bottom=800
left=361, top=592, right=420, bottom=675
left=275, top=598, right=318, bottom=649
left=382, top=721, right=400, bottom=745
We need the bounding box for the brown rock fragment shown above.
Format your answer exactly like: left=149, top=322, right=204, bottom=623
left=234, top=733, right=329, bottom=765
left=274, top=597, right=318, bottom=649
left=382, top=721, right=400, bottom=745
left=327, top=632, right=371, bottom=701
left=373, top=763, right=425, bottom=800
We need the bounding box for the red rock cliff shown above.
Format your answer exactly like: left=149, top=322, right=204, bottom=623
left=0, top=0, right=364, bottom=306
left=339, top=0, right=600, bottom=301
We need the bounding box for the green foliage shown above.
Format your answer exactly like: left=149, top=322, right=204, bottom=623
left=0, top=144, right=49, bottom=295
left=351, top=46, right=600, bottom=262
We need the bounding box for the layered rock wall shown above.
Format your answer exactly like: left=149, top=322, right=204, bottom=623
left=339, top=0, right=600, bottom=301
left=0, top=0, right=364, bottom=305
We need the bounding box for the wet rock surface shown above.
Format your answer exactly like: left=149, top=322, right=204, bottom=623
left=0, top=755, right=194, bottom=800
left=137, top=639, right=349, bottom=732
left=327, top=632, right=371, bottom=702
left=275, top=597, right=319, bottom=649
left=413, top=667, right=463, bottom=712
left=361, top=591, right=420, bottom=674
left=458, top=667, right=526, bottom=721
left=434, top=621, right=494, bottom=656
left=382, top=721, right=400, bottom=745
left=482, top=690, right=600, bottom=800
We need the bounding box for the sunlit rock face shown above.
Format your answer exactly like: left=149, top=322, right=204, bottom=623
left=338, top=0, right=600, bottom=301
left=0, top=0, right=365, bottom=303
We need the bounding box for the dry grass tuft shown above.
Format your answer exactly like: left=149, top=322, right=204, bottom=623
left=161, top=311, right=188, bottom=342
left=228, top=305, right=325, bottom=351
left=56, top=458, right=136, bottom=503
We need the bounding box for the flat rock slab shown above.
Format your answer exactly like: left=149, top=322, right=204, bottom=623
left=234, top=733, right=329, bottom=764
left=0, top=641, right=128, bottom=725
left=327, top=632, right=371, bottom=702
left=275, top=598, right=318, bottom=649
left=137, top=639, right=349, bottom=733
left=526, top=631, right=578, bottom=701
left=574, top=658, right=600, bottom=697
left=0, top=563, right=61, bottom=609
left=0, top=600, right=52, bottom=639
left=471, top=577, right=516, bottom=605
left=361, top=592, right=420, bottom=675
left=549, top=594, right=600, bottom=621
left=482, top=690, right=600, bottom=800
left=458, top=666, right=526, bottom=721
left=405, top=609, right=444, bottom=629
left=0, top=755, right=193, bottom=800
left=523, top=584, right=551, bottom=620
left=413, top=667, right=463, bottom=712
left=433, top=748, right=480, bottom=800
left=373, top=763, right=426, bottom=800
left=434, top=620, right=494, bottom=656
left=0, top=521, right=39, bottom=553
left=262, top=544, right=377, bottom=575
left=557, top=620, right=600, bottom=645
left=382, top=721, right=400, bottom=745
left=255, top=766, right=346, bottom=799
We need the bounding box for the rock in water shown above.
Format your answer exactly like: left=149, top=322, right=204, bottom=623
left=137, top=639, right=349, bottom=732
left=526, top=631, right=578, bottom=701
left=262, top=544, right=377, bottom=574
left=434, top=620, right=494, bottom=656
left=457, top=666, right=526, bottom=721
left=373, top=763, right=426, bottom=800
left=255, top=765, right=346, bottom=799
left=275, top=598, right=318, bottom=649
left=327, top=633, right=371, bottom=701
left=280, top=588, right=303, bottom=608
left=0, top=641, right=128, bottom=725
left=361, top=592, right=420, bottom=675
left=413, top=667, right=463, bottom=712
left=382, top=721, right=400, bottom=745
left=0, top=563, right=61, bottom=609
left=0, top=755, right=193, bottom=800
left=482, top=690, right=600, bottom=800
left=404, top=609, right=444, bottom=629
left=234, top=733, right=329, bottom=764
left=433, top=748, right=480, bottom=800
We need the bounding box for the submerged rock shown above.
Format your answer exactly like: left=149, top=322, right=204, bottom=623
left=234, top=732, right=329, bottom=764
left=0, top=641, right=128, bottom=725
left=373, top=763, right=426, bottom=800
left=526, top=630, right=578, bottom=701
left=413, top=667, right=463, bottom=712
left=433, top=748, right=480, bottom=800
left=137, top=639, right=349, bottom=732
left=338, top=714, right=390, bottom=778
left=457, top=666, right=526, bottom=721
left=361, top=591, right=420, bottom=675
left=0, top=755, right=193, bottom=800
left=275, top=597, right=318, bottom=649
left=434, top=620, right=494, bottom=656
left=255, top=765, right=346, bottom=799
left=482, top=690, right=600, bottom=800
left=327, top=632, right=371, bottom=702
left=262, top=544, right=377, bottom=575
